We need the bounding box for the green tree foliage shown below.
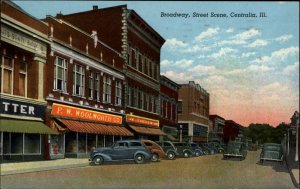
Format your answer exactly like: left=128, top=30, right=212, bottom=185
left=244, top=123, right=288, bottom=144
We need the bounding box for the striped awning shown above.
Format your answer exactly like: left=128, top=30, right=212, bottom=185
left=129, top=125, right=166, bottom=136
left=56, top=119, right=133, bottom=136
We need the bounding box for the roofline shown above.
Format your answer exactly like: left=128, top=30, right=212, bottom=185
left=160, top=75, right=181, bottom=88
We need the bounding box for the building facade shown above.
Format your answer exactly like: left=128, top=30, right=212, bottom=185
left=209, top=114, right=225, bottom=143
left=0, top=1, right=57, bottom=161
left=55, top=5, right=166, bottom=141
left=223, top=120, right=242, bottom=144
left=42, top=14, right=134, bottom=159
left=160, top=75, right=180, bottom=141
left=178, top=81, right=210, bottom=143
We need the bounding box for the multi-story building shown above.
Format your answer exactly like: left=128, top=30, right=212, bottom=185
left=178, top=81, right=210, bottom=143
left=42, top=13, right=135, bottom=159
left=160, top=75, right=180, bottom=141
left=55, top=5, right=166, bottom=141
left=209, top=114, right=225, bottom=143
left=0, top=1, right=57, bottom=161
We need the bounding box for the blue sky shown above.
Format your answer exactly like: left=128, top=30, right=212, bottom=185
left=14, top=1, right=299, bottom=126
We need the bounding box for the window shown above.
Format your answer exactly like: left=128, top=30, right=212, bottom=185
left=127, top=86, right=131, bottom=106
left=0, top=132, right=2, bottom=155
left=88, top=71, right=94, bottom=99
left=133, top=89, right=137, bottom=107
left=141, top=55, right=145, bottom=73
left=127, top=44, right=132, bottom=66
left=115, top=80, right=122, bottom=105
left=103, top=75, right=111, bottom=103
left=178, top=101, right=183, bottom=113
left=170, top=103, right=173, bottom=120
left=73, top=64, right=85, bottom=96
left=54, top=57, right=67, bottom=92
left=24, top=134, right=41, bottom=154
left=152, top=62, right=155, bottom=78
left=149, top=95, right=153, bottom=112
left=18, top=62, right=27, bottom=97
left=132, top=48, right=136, bottom=68
left=138, top=90, right=143, bottom=109
left=145, top=94, right=149, bottom=111
left=165, top=101, right=168, bottom=118
left=135, top=49, right=139, bottom=69
left=138, top=53, right=143, bottom=72
left=129, top=142, right=142, bottom=147
left=94, top=73, right=100, bottom=101
left=1, top=56, right=13, bottom=94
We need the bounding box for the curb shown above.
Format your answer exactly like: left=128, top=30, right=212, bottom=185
left=1, top=163, right=90, bottom=176
left=285, top=160, right=300, bottom=189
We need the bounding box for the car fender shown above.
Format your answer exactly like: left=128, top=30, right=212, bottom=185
left=134, top=151, right=151, bottom=159
left=92, top=153, right=112, bottom=161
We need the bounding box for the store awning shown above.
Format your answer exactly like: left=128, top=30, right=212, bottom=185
left=129, top=125, right=166, bottom=136
left=56, top=119, right=133, bottom=136
left=0, top=119, right=58, bottom=134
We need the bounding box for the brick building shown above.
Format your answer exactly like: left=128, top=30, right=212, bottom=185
left=0, top=1, right=56, bottom=161
left=55, top=5, right=166, bottom=141
left=209, top=114, right=225, bottom=143
left=160, top=75, right=180, bottom=141
left=223, top=120, right=243, bottom=144
left=178, top=81, right=210, bottom=143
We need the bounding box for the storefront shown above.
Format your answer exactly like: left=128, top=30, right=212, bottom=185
left=126, top=114, right=166, bottom=141
left=0, top=98, right=57, bottom=161
left=162, top=125, right=179, bottom=141
left=48, top=103, right=133, bottom=159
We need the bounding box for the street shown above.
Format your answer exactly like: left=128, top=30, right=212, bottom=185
left=0, top=150, right=296, bottom=189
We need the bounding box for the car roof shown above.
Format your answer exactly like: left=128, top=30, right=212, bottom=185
left=116, top=139, right=142, bottom=143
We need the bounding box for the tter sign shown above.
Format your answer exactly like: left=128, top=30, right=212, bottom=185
left=51, top=103, right=122, bottom=124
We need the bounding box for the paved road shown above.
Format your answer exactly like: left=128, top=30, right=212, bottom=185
left=0, top=150, right=296, bottom=189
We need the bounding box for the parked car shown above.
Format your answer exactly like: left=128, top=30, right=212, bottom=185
left=209, top=142, right=224, bottom=153
left=260, top=143, right=283, bottom=163
left=141, top=139, right=166, bottom=162
left=189, top=142, right=204, bottom=156
left=172, top=142, right=194, bottom=158
left=156, top=141, right=179, bottom=160
left=199, top=143, right=215, bottom=155
left=89, top=140, right=152, bottom=165
left=223, top=140, right=247, bottom=160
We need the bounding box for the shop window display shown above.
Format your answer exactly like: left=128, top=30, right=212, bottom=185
left=24, top=134, right=40, bottom=154
left=65, top=132, right=77, bottom=153
left=3, top=132, right=10, bottom=154
left=11, top=133, right=23, bottom=154
left=87, top=134, right=96, bottom=152
left=97, top=135, right=105, bottom=147
left=78, top=133, right=87, bottom=153
left=50, top=135, right=64, bottom=155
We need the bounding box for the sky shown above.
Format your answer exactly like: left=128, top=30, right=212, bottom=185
left=14, top=1, right=299, bottom=127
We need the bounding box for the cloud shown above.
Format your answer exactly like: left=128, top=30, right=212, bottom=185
left=275, top=34, right=293, bottom=43
left=224, top=65, right=274, bottom=75
left=164, top=38, right=187, bottom=48
left=251, top=46, right=299, bottom=64
left=226, top=28, right=234, bottom=33
left=210, top=47, right=237, bottom=59
left=188, top=64, right=217, bottom=75
left=245, top=39, right=268, bottom=48
left=241, top=52, right=256, bottom=58
left=233, top=28, right=261, bottom=41
left=283, top=61, right=299, bottom=75
left=161, top=70, right=193, bottom=83
left=160, top=59, right=193, bottom=69
left=194, top=27, right=220, bottom=43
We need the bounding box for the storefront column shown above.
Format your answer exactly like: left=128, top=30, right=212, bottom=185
left=33, top=55, right=46, bottom=100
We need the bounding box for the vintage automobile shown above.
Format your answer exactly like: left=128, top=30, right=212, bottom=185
left=199, top=143, right=215, bottom=155
left=260, top=143, right=283, bottom=163
left=155, top=141, right=179, bottom=160
left=141, top=139, right=166, bottom=162
left=189, top=142, right=204, bottom=156
left=172, top=142, right=194, bottom=158
left=209, top=142, right=224, bottom=153
left=223, top=140, right=247, bottom=160
left=89, top=140, right=152, bottom=165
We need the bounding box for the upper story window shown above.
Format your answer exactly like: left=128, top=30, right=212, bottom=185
left=135, top=48, right=139, bottom=70
left=127, top=86, right=131, bottom=106
left=144, top=93, right=149, bottom=111
left=1, top=56, right=13, bottom=94
left=73, top=64, right=85, bottom=96
left=103, top=75, right=111, bottom=103
left=178, top=100, right=183, bottom=114
left=138, top=90, right=143, bottom=109
left=131, top=48, right=136, bottom=68
left=94, top=73, right=100, bottom=101
left=115, top=80, right=122, bottom=105
left=19, top=62, right=27, bottom=97
left=88, top=71, right=94, bottom=99
left=54, top=57, right=67, bottom=92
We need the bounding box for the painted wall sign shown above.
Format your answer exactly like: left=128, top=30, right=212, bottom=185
left=51, top=103, right=122, bottom=124
left=126, top=114, right=159, bottom=127
left=1, top=25, right=47, bottom=57
left=0, top=99, right=45, bottom=118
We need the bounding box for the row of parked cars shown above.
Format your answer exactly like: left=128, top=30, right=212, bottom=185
left=89, top=139, right=224, bottom=165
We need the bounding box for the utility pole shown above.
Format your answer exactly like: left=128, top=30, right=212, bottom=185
left=295, top=112, right=299, bottom=161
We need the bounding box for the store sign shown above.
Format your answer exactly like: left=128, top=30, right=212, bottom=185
left=0, top=99, right=45, bottom=118
left=126, top=114, right=159, bottom=127
left=51, top=103, right=122, bottom=124
left=1, top=25, right=47, bottom=57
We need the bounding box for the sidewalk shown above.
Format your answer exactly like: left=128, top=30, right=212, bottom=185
left=286, top=148, right=300, bottom=188
left=0, top=158, right=90, bottom=176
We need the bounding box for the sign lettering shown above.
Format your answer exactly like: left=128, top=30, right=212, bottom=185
left=126, top=114, right=159, bottom=127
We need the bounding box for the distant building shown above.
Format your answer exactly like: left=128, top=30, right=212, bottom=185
left=178, top=81, right=210, bottom=143
left=223, top=120, right=244, bottom=144
left=209, top=115, right=225, bottom=143
left=160, top=75, right=180, bottom=141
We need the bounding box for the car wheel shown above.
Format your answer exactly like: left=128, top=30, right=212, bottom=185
left=151, top=153, right=159, bottom=162
left=134, top=153, right=145, bottom=164
left=183, top=151, right=190, bottom=158
left=195, top=151, right=201, bottom=157
left=93, top=155, right=104, bottom=165
left=167, top=151, right=176, bottom=160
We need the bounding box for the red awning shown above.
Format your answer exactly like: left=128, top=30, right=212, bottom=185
left=129, top=125, right=166, bottom=136
left=56, top=119, right=133, bottom=136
